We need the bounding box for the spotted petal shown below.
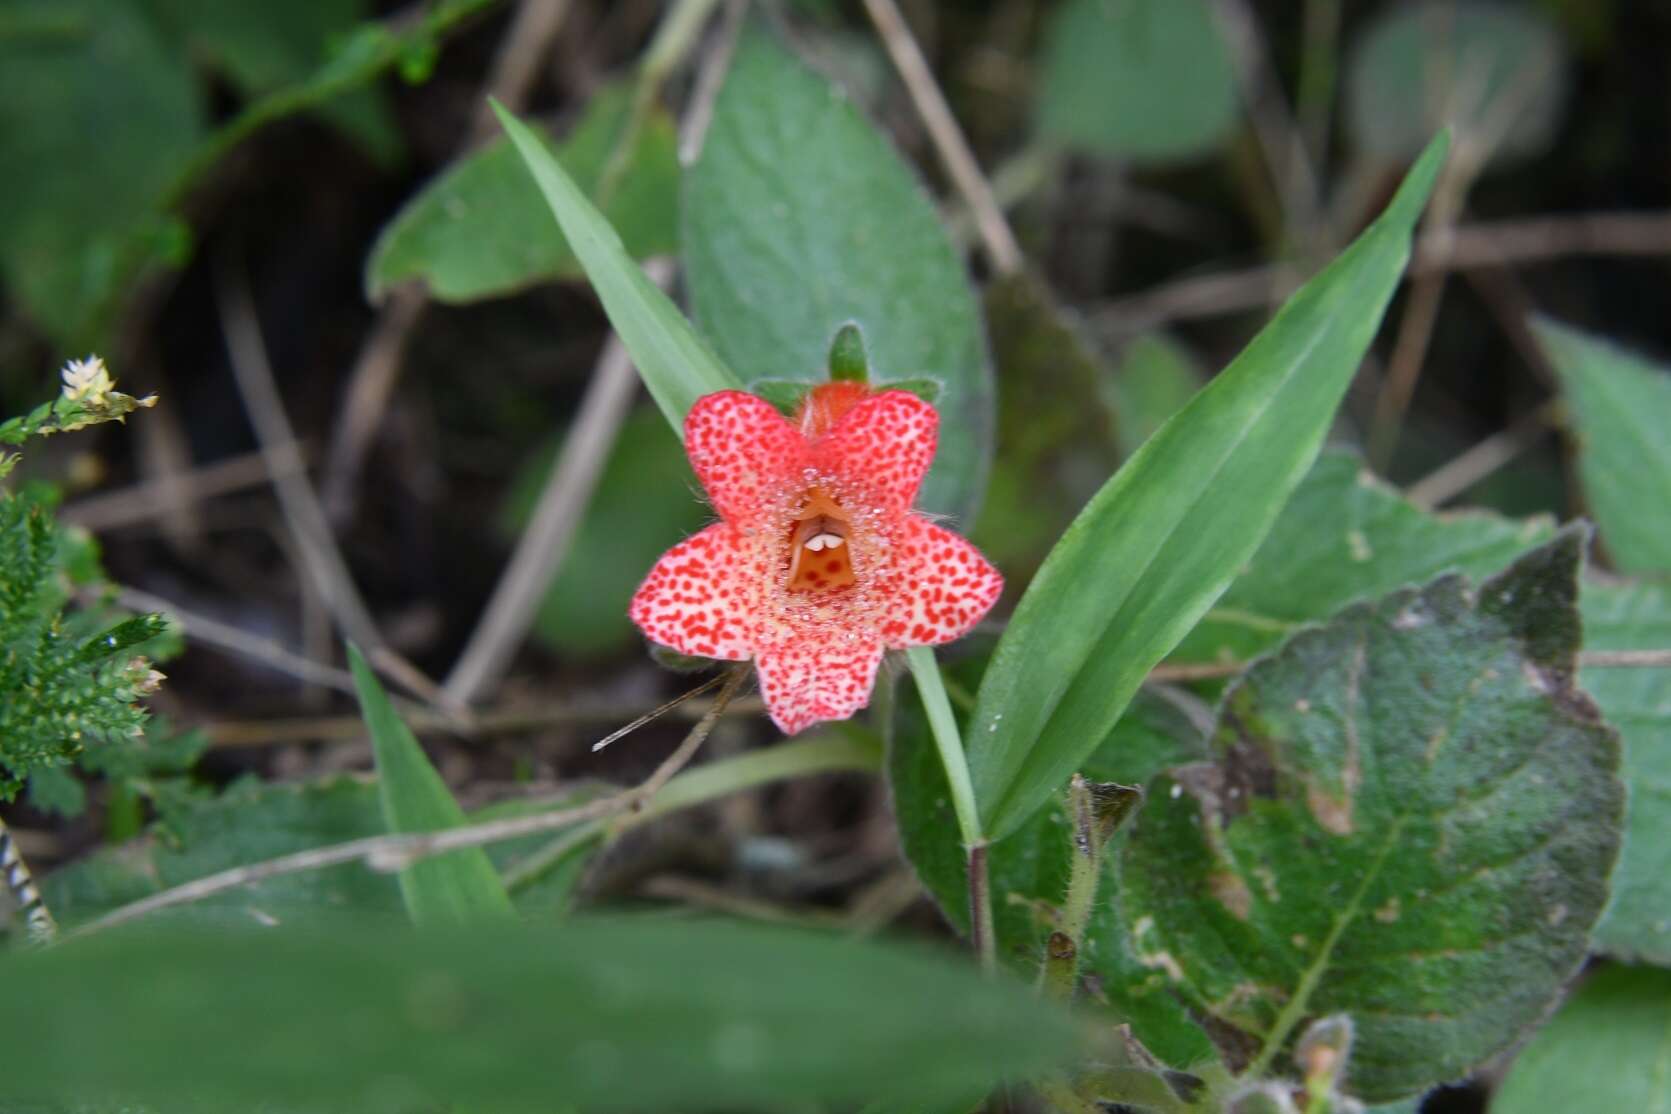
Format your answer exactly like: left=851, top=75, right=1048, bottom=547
left=629, top=523, right=763, bottom=661
left=684, top=390, right=805, bottom=525
left=754, top=637, right=885, bottom=735
left=813, top=390, right=938, bottom=513
left=880, top=516, right=1004, bottom=649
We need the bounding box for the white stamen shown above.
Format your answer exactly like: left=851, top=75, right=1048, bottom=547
left=804, top=533, right=843, bottom=552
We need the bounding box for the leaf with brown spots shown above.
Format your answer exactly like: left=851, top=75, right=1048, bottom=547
left=1119, top=528, right=1623, bottom=1102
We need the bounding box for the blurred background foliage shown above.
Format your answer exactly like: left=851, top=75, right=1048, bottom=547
left=2, top=1, right=1670, bottom=1108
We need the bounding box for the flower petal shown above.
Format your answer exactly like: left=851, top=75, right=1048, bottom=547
left=629, top=523, right=762, bottom=660
left=684, top=390, right=805, bottom=525
left=880, top=516, right=1004, bottom=649
left=754, top=638, right=885, bottom=735
left=812, top=390, right=938, bottom=512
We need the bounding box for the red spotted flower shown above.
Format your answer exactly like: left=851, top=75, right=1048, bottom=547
left=630, top=382, right=1003, bottom=734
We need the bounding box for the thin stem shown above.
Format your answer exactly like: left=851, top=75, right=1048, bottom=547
left=73, top=666, right=787, bottom=937
left=596, top=0, right=723, bottom=204
left=1404, top=399, right=1562, bottom=509
left=0, top=814, right=56, bottom=945
left=243, top=734, right=860, bottom=909
left=903, top=646, right=982, bottom=848
left=904, top=644, right=994, bottom=971
left=859, top=0, right=1023, bottom=275
left=967, top=842, right=996, bottom=973
left=440, top=275, right=657, bottom=707
left=1583, top=649, right=1671, bottom=668
left=161, top=0, right=504, bottom=212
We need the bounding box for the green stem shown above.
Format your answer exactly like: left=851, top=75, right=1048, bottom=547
left=161, top=0, right=504, bottom=211
left=503, top=731, right=881, bottom=893
left=904, top=645, right=994, bottom=971
left=594, top=0, right=722, bottom=206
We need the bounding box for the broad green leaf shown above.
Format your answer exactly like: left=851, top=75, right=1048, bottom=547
left=1493, top=964, right=1671, bottom=1114
left=682, top=29, right=995, bottom=523
left=1035, top=0, right=1237, bottom=163
left=41, top=775, right=405, bottom=926
left=0, top=0, right=204, bottom=347
left=1535, top=317, right=1671, bottom=574
left=369, top=84, right=679, bottom=304
left=1583, top=579, right=1671, bottom=964
left=0, top=917, right=1085, bottom=1112
left=1119, top=533, right=1622, bottom=1102
left=968, top=134, right=1450, bottom=842
left=1110, top=333, right=1205, bottom=457
left=1346, top=1, right=1568, bottom=166
left=146, top=0, right=398, bottom=162
left=491, top=101, right=740, bottom=431
left=348, top=645, right=514, bottom=926
left=149, top=0, right=363, bottom=91
left=891, top=663, right=1217, bottom=1068
left=973, top=272, right=1119, bottom=575
left=1169, top=450, right=1555, bottom=665
left=502, top=407, right=707, bottom=658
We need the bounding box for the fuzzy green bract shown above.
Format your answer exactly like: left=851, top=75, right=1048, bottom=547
left=967, top=133, right=1451, bottom=842
left=682, top=29, right=995, bottom=524
left=1120, top=531, right=1621, bottom=1101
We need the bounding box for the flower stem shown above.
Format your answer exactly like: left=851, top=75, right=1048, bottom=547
left=904, top=644, right=994, bottom=971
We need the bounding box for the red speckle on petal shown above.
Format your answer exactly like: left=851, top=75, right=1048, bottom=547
left=629, top=387, right=1002, bottom=736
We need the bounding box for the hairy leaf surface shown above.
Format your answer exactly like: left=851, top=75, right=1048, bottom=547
left=683, top=29, right=994, bottom=523
left=967, top=135, right=1448, bottom=841
left=1120, top=532, right=1622, bottom=1100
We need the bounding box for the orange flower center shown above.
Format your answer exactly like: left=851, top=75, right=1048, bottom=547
left=785, top=487, right=855, bottom=594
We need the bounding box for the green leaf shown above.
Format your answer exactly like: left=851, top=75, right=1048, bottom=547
left=41, top=775, right=405, bottom=926
left=1345, top=0, right=1568, bottom=166
left=1035, top=0, right=1237, bottom=163
left=369, top=83, right=679, bottom=303
left=348, top=645, right=514, bottom=926
left=1119, top=532, right=1622, bottom=1101
left=0, top=917, right=1085, bottom=1112
left=1535, top=317, right=1671, bottom=574
left=0, top=0, right=205, bottom=347
left=41, top=774, right=606, bottom=927
left=682, top=28, right=995, bottom=524
left=145, top=0, right=398, bottom=162
left=967, top=133, right=1450, bottom=842
left=491, top=100, right=740, bottom=431
left=1110, top=333, right=1205, bottom=458
left=1493, top=964, right=1671, bottom=1114
left=973, top=272, right=1120, bottom=576
left=1582, top=578, right=1671, bottom=964
left=502, top=407, right=708, bottom=658
left=891, top=671, right=1217, bottom=1067
left=1168, top=450, right=1555, bottom=665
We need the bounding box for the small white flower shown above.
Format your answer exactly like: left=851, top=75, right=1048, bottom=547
left=60, top=354, right=113, bottom=404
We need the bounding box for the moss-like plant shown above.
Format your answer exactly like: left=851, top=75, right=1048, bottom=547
left=0, top=357, right=172, bottom=802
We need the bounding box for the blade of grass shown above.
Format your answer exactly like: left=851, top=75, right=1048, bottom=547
left=491, top=99, right=741, bottom=430
left=348, top=644, right=514, bottom=926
